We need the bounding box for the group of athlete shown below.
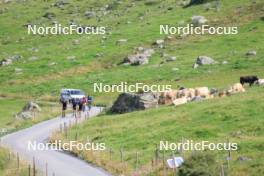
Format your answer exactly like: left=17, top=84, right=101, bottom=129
left=60, top=95, right=93, bottom=118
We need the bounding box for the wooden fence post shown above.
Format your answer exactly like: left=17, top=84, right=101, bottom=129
left=163, top=150, right=166, bottom=176
left=33, top=157, right=36, bottom=176
left=28, top=164, right=31, bottom=176
left=17, top=152, right=20, bottom=169
left=109, top=148, right=112, bottom=160
left=75, top=132, right=78, bottom=141
left=135, top=152, right=139, bottom=171
left=180, top=137, right=184, bottom=154
left=155, top=144, right=159, bottom=166
left=172, top=152, right=176, bottom=176
left=120, top=148, right=123, bottom=163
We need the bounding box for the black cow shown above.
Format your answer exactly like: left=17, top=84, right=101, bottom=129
left=240, top=76, right=258, bottom=86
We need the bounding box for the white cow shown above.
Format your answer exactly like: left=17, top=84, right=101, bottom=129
left=195, top=87, right=212, bottom=99
left=228, top=83, right=245, bottom=93
left=255, top=79, right=264, bottom=86
left=173, top=97, right=188, bottom=106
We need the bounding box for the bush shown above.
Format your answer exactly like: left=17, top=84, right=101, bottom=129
left=178, top=151, right=219, bottom=176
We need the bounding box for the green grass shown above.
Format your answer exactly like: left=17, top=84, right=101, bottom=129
left=59, top=86, right=264, bottom=175
left=0, top=0, right=263, bottom=102
left=0, top=147, right=29, bottom=176
left=0, top=98, right=61, bottom=138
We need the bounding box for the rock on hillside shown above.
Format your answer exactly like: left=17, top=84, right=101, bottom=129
left=16, top=101, right=41, bottom=119
left=123, top=47, right=155, bottom=66
left=0, top=58, right=12, bottom=66
left=196, top=56, right=215, bottom=65
left=110, top=92, right=159, bottom=114
left=191, top=16, right=207, bottom=26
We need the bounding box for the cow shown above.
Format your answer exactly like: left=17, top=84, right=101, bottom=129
left=240, top=76, right=258, bottom=86
left=255, top=79, right=264, bottom=86
left=218, top=91, right=226, bottom=97
left=173, top=97, right=188, bottom=106
left=228, top=83, right=245, bottom=93
left=177, top=88, right=195, bottom=100
left=159, top=90, right=178, bottom=105
left=195, top=87, right=212, bottom=99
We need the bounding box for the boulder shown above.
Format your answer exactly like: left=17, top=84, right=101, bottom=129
left=191, top=16, right=207, bottom=26
left=54, top=0, right=69, bottom=8
left=16, top=111, right=33, bottom=119
left=124, top=54, right=149, bottom=65
left=172, top=67, right=179, bottom=71
left=222, top=60, right=228, bottom=64
left=72, top=39, right=80, bottom=45
left=28, top=47, right=39, bottom=53
left=0, top=55, right=23, bottom=66
left=22, top=101, right=41, bottom=112
left=66, top=56, right=76, bottom=61
left=0, top=58, right=12, bottom=66
left=196, top=56, right=215, bottom=65
left=43, top=12, right=56, bottom=19
left=116, top=39, right=127, bottom=45
left=9, top=55, right=23, bottom=61
left=152, top=39, right=165, bottom=48
left=110, top=92, right=159, bottom=113
left=246, top=50, right=257, bottom=56
left=166, top=56, right=177, bottom=62
left=15, top=68, right=23, bottom=73
left=49, top=62, right=57, bottom=66
left=124, top=48, right=154, bottom=66
left=16, top=101, right=41, bottom=119
left=28, top=56, right=39, bottom=61
left=84, top=11, right=96, bottom=19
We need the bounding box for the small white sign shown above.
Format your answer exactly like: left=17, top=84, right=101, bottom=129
left=167, top=157, right=184, bottom=168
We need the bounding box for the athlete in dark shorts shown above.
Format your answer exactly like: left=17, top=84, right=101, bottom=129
left=72, top=99, right=77, bottom=118
left=78, top=102, right=83, bottom=118
left=62, top=102, right=67, bottom=117
left=60, top=98, right=67, bottom=118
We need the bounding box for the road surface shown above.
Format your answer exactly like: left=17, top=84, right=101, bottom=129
left=0, top=107, right=111, bottom=176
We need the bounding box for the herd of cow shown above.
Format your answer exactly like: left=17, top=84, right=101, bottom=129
left=159, top=76, right=263, bottom=106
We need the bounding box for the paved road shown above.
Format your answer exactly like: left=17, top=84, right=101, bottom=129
left=0, top=107, right=111, bottom=176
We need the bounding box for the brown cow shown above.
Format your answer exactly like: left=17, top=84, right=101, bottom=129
left=159, top=90, right=178, bottom=105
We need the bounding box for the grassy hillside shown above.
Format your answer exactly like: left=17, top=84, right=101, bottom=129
left=53, top=86, right=264, bottom=175
left=1, top=0, right=264, bottom=175
left=0, top=0, right=263, bottom=103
